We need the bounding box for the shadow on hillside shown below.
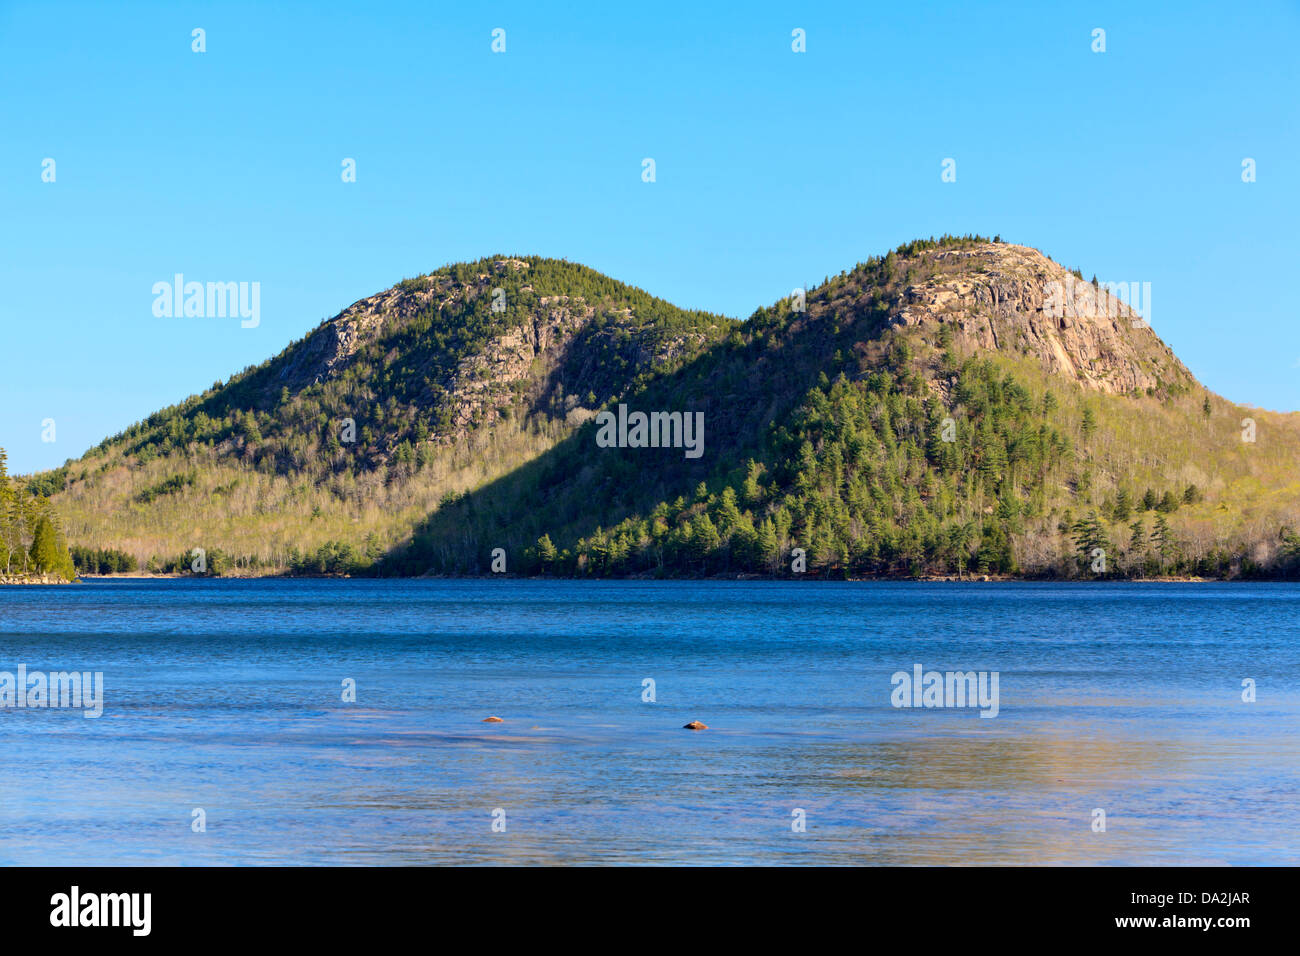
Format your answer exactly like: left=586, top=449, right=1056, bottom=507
left=376, top=299, right=891, bottom=575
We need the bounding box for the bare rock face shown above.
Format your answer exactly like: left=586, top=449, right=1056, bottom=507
left=824, top=243, right=1195, bottom=397
left=267, top=257, right=724, bottom=448
left=277, top=279, right=443, bottom=390
left=442, top=294, right=596, bottom=440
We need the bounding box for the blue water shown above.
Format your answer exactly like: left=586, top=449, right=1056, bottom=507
left=0, top=579, right=1297, bottom=865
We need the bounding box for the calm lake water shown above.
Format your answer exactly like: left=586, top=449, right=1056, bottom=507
left=0, top=579, right=1297, bottom=865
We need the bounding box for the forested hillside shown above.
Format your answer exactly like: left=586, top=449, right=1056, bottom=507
left=43, top=257, right=735, bottom=574
left=389, top=238, right=1300, bottom=579
left=36, top=237, right=1300, bottom=579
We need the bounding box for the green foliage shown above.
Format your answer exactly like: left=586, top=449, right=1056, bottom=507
left=1150, top=513, right=1178, bottom=569
left=0, top=448, right=75, bottom=579
left=287, top=540, right=370, bottom=575
left=1070, top=511, right=1110, bottom=575
left=22, top=238, right=1300, bottom=583
left=1080, top=405, right=1097, bottom=439
left=1113, top=488, right=1132, bottom=522
left=135, top=471, right=196, bottom=504
left=28, top=515, right=75, bottom=579
left=390, top=354, right=1064, bottom=578
left=87, top=256, right=734, bottom=493
left=70, top=546, right=139, bottom=574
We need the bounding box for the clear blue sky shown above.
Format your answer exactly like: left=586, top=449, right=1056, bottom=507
left=2, top=0, right=1297, bottom=473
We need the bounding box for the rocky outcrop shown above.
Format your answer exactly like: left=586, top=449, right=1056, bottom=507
left=821, top=243, right=1194, bottom=396
left=268, top=258, right=725, bottom=447
left=439, top=295, right=596, bottom=440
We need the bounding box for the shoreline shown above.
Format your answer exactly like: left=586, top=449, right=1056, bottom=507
left=0, top=574, right=75, bottom=586
left=55, top=572, right=1262, bottom=584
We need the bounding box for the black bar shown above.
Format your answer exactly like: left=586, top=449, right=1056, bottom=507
left=0, top=866, right=1280, bottom=943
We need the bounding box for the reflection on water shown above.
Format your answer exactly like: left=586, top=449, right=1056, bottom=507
left=0, top=579, right=1297, bottom=864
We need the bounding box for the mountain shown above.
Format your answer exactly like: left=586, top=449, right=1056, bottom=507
left=35, top=236, right=1300, bottom=579
left=36, top=257, right=732, bottom=573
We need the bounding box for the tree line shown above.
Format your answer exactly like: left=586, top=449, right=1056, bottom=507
left=0, top=446, right=76, bottom=579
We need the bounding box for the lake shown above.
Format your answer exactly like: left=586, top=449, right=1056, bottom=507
left=1, top=579, right=1296, bottom=865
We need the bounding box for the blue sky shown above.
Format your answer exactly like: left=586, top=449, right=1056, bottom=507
left=1, top=0, right=1297, bottom=473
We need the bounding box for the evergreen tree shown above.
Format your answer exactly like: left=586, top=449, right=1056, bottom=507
left=1151, top=514, right=1177, bottom=570
left=1080, top=406, right=1097, bottom=439
left=1113, top=488, right=1132, bottom=522
left=714, top=486, right=742, bottom=532
left=536, top=534, right=558, bottom=570
left=29, top=515, right=74, bottom=580
left=0, top=448, right=15, bottom=573
left=689, top=513, right=720, bottom=567
left=1070, top=510, right=1110, bottom=574
left=754, top=518, right=780, bottom=573
left=741, top=460, right=764, bottom=506
left=1128, top=517, right=1146, bottom=556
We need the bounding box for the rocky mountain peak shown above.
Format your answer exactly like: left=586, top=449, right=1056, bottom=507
left=817, top=241, right=1194, bottom=396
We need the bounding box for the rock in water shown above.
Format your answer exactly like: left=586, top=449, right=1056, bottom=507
left=483, top=716, right=504, bottom=723
left=683, top=720, right=708, bottom=730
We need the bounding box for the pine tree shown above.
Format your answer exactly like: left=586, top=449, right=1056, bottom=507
left=29, top=515, right=73, bottom=579
left=741, top=460, right=764, bottom=507
left=1151, top=514, right=1177, bottom=570
left=714, top=486, right=742, bottom=532
left=0, top=447, right=14, bottom=573
left=1070, top=510, right=1110, bottom=574
left=1128, top=518, right=1146, bottom=555
left=689, top=513, right=720, bottom=566
left=1080, top=406, right=1097, bottom=439
left=1113, top=488, right=1132, bottom=522
left=536, top=534, right=558, bottom=570
left=1279, top=527, right=1300, bottom=565
left=754, top=518, right=780, bottom=573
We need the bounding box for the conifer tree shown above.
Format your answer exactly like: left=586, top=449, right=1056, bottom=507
left=536, top=534, right=558, bottom=569
left=29, top=515, right=74, bottom=580
left=1151, top=514, right=1177, bottom=570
